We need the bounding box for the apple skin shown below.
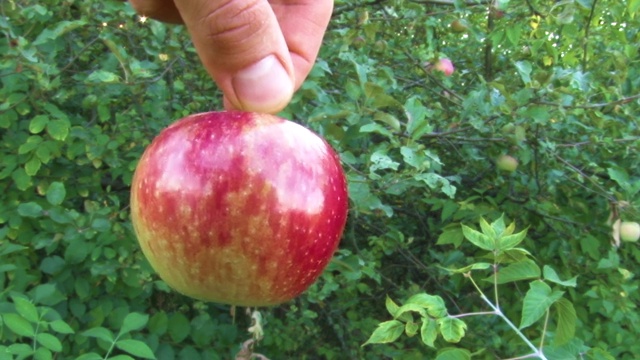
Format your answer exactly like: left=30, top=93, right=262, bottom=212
left=130, top=111, right=349, bottom=306
left=434, top=58, right=455, bottom=76
left=496, top=155, right=518, bottom=172
left=620, top=221, right=640, bottom=242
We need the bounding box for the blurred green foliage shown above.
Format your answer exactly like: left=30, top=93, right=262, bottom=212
left=1, top=0, right=639, bottom=359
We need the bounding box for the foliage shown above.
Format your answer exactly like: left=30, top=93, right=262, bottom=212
left=1, top=0, right=639, bottom=359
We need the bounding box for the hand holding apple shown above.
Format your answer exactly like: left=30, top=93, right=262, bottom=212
left=130, top=111, right=348, bottom=306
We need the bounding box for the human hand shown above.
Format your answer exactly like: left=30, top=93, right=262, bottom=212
left=129, top=0, right=333, bottom=114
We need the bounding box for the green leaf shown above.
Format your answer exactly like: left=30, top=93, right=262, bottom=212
left=441, top=262, right=492, bottom=274
left=34, top=347, right=53, bottom=360
left=85, top=70, right=121, bottom=84
left=405, top=293, right=448, bottom=318
left=3, top=313, right=35, bottom=337
left=420, top=317, right=438, bottom=348
left=82, top=327, right=115, bottom=343
left=461, top=224, right=494, bottom=251
left=148, top=312, right=168, bottom=336
left=36, top=333, right=62, bottom=352
left=394, top=303, right=427, bottom=319
left=514, top=61, right=532, bottom=84
left=479, top=217, right=497, bottom=240
left=46, top=119, right=70, bottom=141
left=119, top=312, right=149, bottom=336
left=49, top=319, right=75, bottom=335
left=168, top=313, right=190, bottom=343
left=543, top=265, right=577, bottom=287
left=553, top=298, right=577, bottom=346
left=520, top=280, right=564, bottom=329
left=363, top=320, right=404, bottom=346
left=46, top=182, right=66, bottom=206
left=75, top=353, right=103, bottom=360
left=29, top=115, right=49, bottom=134
left=12, top=168, right=32, bottom=190
left=436, top=227, right=465, bottom=247
left=435, top=347, right=472, bottom=360
left=25, top=157, right=41, bottom=176
left=18, top=136, right=43, bottom=154
left=498, top=228, right=528, bottom=251
left=437, top=317, right=466, bottom=343
left=12, top=296, right=39, bottom=323
left=115, top=339, right=156, bottom=359
left=405, top=321, right=419, bottom=337
left=485, top=259, right=541, bottom=284
left=18, top=202, right=43, bottom=218
left=405, top=96, right=433, bottom=139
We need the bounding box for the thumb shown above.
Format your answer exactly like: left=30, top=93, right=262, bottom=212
left=174, top=0, right=295, bottom=114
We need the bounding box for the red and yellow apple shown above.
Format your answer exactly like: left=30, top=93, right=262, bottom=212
left=497, top=155, right=518, bottom=172
left=433, top=58, right=455, bottom=77
left=130, top=111, right=348, bottom=306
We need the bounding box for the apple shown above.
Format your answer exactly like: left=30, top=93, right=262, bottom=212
left=496, top=155, right=518, bottom=172
left=433, top=58, right=455, bottom=76
left=130, top=111, right=349, bottom=306
left=451, top=19, right=468, bottom=33
left=620, top=221, right=640, bottom=242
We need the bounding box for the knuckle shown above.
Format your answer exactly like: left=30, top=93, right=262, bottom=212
left=200, top=0, right=266, bottom=54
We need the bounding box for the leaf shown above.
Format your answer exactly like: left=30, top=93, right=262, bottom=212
left=479, top=217, right=497, bottom=240
left=36, top=333, right=63, bottom=352
left=85, top=70, right=121, bottom=84
left=3, top=313, right=35, bottom=337
left=520, top=280, right=564, bottom=329
left=437, top=317, right=466, bottom=343
left=405, top=96, right=432, bottom=139
left=119, top=312, right=149, bottom=336
left=46, top=119, right=70, bottom=141
left=553, top=298, right=576, bottom=346
left=514, top=61, right=532, bottom=85
left=168, top=313, right=190, bottom=343
left=498, top=227, right=528, bottom=251
left=17, top=202, right=43, bottom=218
left=543, top=265, right=577, bottom=287
left=420, top=317, right=438, bottom=348
left=25, top=157, right=41, bottom=176
left=405, top=321, right=419, bottom=337
left=82, top=327, right=115, bottom=343
left=115, top=339, right=156, bottom=359
left=29, top=115, right=49, bottom=134
left=441, top=262, right=492, bottom=274
left=363, top=320, right=404, bottom=346
left=46, top=182, right=66, bottom=206
left=405, top=293, right=448, bottom=318
left=75, top=353, right=103, bottom=360
left=435, top=347, right=472, bottom=360
left=49, top=319, right=75, bottom=334
left=394, top=303, right=427, bottom=319
left=148, top=312, right=168, bottom=336
left=485, top=259, right=541, bottom=284
left=436, top=227, right=465, bottom=247
left=461, top=224, right=494, bottom=251
left=12, top=296, right=39, bottom=323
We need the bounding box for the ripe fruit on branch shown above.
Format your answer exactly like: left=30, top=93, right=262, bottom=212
left=130, top=111, right=349, bottom=306
left=620, top=221, right=640, bottom=242
left=496, top=155, right=518, bottom=172
left=451, top=19, right=468, bottom=33
left=427, top=58, right=455, bottom=77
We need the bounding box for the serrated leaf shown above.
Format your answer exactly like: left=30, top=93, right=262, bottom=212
left=435, top=347, right=472, bottom=360
left=437, top=317, right=466, bottom=343
left=520, top=280, right=564, bottom=329
left=36, top=333, right=62, bottom=352
left=49, top=319, right=75, bottom=334
left=420, top=317, right=438, bottom=348
left=405, top=293, right=448, bottom=318
left=363, top=320, right=404, bottom=346
left=485, top=259, right=540, bottom=284
left=3, top=313, right=35, bottom=337
left=461, top=224, right=494, bottom=251
left=12, top=296, right=39, bottom=323
left=115, top=339, right=156, bottom=359
left=119, top=312, right=149, bottom=336
left=82, top=327, right=115, bottom=343
left=543, top=265, right=577, bottom=287
left=553, top=298, right=576, bottom=346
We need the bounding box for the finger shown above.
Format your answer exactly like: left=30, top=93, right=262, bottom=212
left=174, top=0, right=295, bottom=114
left=129, top=0, right=184, bottom=24
left=271, top=0, right=333, bottom=91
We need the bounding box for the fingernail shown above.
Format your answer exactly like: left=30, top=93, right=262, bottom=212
left=232, top=55, right=294, bottom=113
